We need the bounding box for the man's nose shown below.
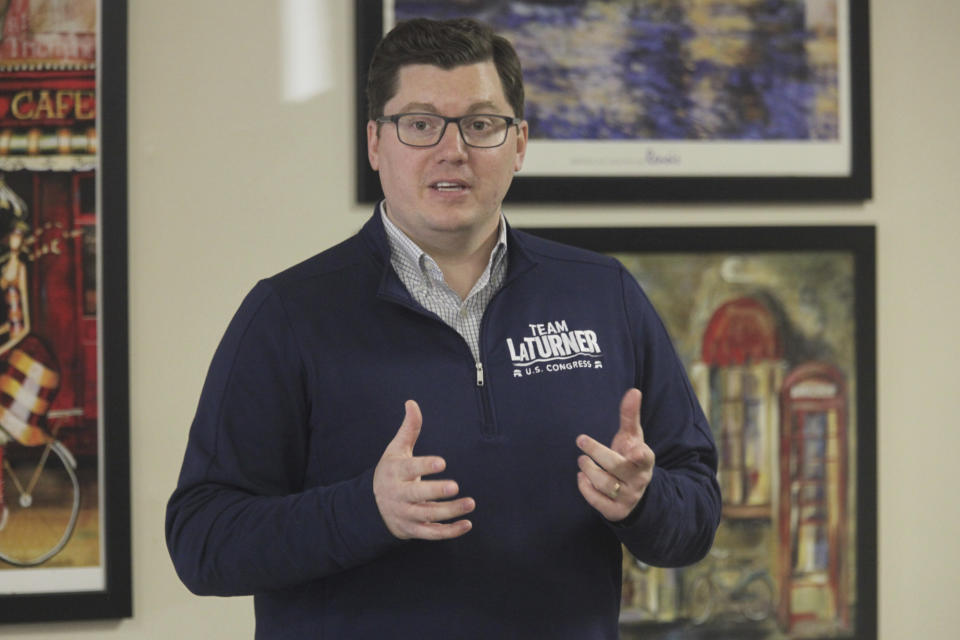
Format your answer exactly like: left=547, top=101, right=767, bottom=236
left=436, top=121, right=468, bottom=156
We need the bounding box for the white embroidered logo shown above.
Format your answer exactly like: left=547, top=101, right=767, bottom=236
left=506, top=320, right=604, bottom=378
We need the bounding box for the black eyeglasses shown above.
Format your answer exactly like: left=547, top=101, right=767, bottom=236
left=376, top=112, right=521, bottom=148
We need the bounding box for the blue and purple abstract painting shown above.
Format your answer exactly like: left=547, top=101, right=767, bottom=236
left=389, top=0, right=840, bottom=142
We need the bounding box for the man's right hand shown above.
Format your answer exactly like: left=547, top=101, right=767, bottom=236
left=373, top=400, right=475, bottom=540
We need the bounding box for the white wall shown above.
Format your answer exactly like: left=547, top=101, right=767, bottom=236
left=5, top=0, right=960, bottom=637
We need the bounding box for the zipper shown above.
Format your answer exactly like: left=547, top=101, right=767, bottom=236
left=475, top=319, right=497, bottom=437
left=385, top=294, right=496, bottom=434
left=475, top=358, right=496, bottom=437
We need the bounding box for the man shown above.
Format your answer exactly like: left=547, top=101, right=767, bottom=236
left=167, top=17, right=720, bottom=639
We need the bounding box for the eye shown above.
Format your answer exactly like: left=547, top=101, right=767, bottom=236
left=399, top=115, right=442, bottom=134
left=466, top=116, right=496, bottom=132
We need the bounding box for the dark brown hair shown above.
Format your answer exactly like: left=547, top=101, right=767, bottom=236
left=365, top=17, right=525, bottom=121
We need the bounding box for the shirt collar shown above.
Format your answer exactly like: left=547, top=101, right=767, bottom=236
left=379, top=201, right=508, bottom=290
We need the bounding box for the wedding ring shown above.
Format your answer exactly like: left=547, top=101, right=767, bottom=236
left=610, top=482, right=621, bottom=500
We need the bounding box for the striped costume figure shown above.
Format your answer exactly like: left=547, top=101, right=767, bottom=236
left=0, top=335, right=60, bottom=447
left=0, top=335, right=60, bottom=529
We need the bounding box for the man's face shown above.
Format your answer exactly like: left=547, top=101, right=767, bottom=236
left=367, top=61, right=528, bottom=252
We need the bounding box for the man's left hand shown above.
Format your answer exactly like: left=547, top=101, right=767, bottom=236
left=576, top=388, right=655, bottom=522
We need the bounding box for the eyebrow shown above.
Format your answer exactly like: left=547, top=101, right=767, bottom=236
left=395, top=100, right=503, bottom=114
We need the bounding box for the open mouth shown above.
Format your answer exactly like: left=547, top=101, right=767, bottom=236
left=431, top=181, right=469, bottom=193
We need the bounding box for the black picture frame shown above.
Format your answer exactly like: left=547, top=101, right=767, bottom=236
left=355, top=1, right=872, bottom=203
left=522, top=225, right=876, bottom=639
left=0, top=0, right=131, bottom=624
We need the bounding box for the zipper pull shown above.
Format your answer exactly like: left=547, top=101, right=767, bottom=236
left=476, top=362, right=484, bottom=387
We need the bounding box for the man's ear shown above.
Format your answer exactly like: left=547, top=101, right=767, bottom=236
left=367, top=120, right=381, bottom=171
left=513, top=120, right=529, bottom=173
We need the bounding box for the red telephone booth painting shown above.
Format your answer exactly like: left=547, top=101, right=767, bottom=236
left=779, top=362, right=849, bottom=635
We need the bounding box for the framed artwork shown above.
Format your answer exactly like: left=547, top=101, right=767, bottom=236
left=522, top=225, right=876, bottom=639
left=355, top=0, right=872, bottom=203
left=0, top=0, right=131, bottom=623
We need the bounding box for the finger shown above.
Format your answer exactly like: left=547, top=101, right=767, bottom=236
left=618, top=388, right=644, bottom=439
left=577, top=469, right=613, bottom=504
left=577, top=472, right=631, bottom=522
left=406, top=496, right=476, bottom=524
left=399, top=477, right=460, bottom=503
left=577, top=455, right=622, bottom=498
left=384, top=399, right=423, bottom=456
left=406, top=518, right=473, bottom=541
left=387, top=455, right=448, bottom=482
left=576, top=434, right=627, bottom=476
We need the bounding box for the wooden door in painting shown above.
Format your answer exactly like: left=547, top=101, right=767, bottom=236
left=701, top=296, right=784, bottom=514
left=778, top=362, right=849, bottom=634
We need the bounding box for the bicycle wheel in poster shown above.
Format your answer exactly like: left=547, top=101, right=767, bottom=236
left=688, top=575, right=715, bottom=626
left=0, top=440, right=81, bottom=567
left=739, top=573, right=775, bottom=622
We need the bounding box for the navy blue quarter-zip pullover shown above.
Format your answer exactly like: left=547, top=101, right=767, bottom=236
left=166, top=210, right=720, bottom=639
